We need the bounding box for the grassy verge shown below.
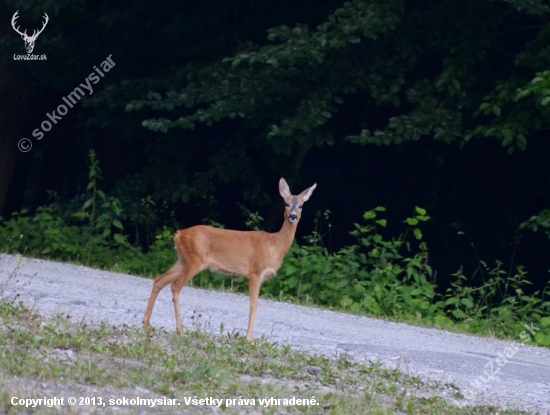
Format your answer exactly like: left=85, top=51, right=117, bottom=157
left=0, top=295, right=531, bottom=415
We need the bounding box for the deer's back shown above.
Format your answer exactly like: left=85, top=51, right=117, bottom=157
left=174, top=225, right=280, bottom=277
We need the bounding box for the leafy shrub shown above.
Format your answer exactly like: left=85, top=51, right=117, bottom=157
left=261, top=207, right=439, bottom=318
left=0, top=151, right=135, bottom=268
left=261, top=207, right=550, bottom=346
left=1, top=153, right=549, bottom=346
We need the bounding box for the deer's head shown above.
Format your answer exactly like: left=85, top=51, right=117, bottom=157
left=279, top=178, right=317, bottom=224
left=11, top=11, right=49, bottom=54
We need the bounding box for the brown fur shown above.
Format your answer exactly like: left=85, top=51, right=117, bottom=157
left=142, top=178, right=316, bottom=341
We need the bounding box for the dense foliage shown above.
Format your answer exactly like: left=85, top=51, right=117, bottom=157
left=1, top=0, right=550, bottom=346
left=2, top=0, right=549, bottom=284
left=1, top=154, right=549, bottom=347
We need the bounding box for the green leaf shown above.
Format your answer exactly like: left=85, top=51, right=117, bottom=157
left=406, top=218, right=419, bottom=226
left=285, top=265, right=298, bottom=276
left=415, top=207, right=427, bottom=215
left=113, top=234, right=125, bottom=244
left=340, top=296, right=353, bottom=307
left=372, top=234, right=382, bottom=243
left=112, top=219, right=123, bottom=230
left=434, top=315, right=454, bottom=327
left=452, top=309, right=466, bottom=319
left=540, top=317, right=550, bottom=328
left=287, top=277, right=299, bottom=289
left=535, top=332, right=550, bottom=346
left=82, top=198, right=93, bottom=210
left=376, top=219, right=387, bottom=227
left=413, top=228, right=422, bottom=240
left=363, top=211, right=376, bottom=220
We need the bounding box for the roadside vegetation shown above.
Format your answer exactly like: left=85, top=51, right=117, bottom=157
left=0, top=271, right=532, bottom=414
left=2, top=1, right=550, bottom=413
left=1, top=152, right=549, bottom=349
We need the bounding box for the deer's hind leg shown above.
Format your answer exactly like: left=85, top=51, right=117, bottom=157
left=171, top=258, right=203, bottom=334
left=143, top=262, right=184, bottom=331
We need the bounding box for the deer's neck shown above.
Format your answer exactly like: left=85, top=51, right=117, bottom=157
left=274, top=217, right=298, bottom=255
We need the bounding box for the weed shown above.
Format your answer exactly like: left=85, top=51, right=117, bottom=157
left=0, top=154, right=549, bottom=347
left=0, top=299, right=530, bottom=414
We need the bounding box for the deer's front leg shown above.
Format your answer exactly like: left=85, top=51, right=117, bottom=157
left=246, top=274, right=263, bottom=342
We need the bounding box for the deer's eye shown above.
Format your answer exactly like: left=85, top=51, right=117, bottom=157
left=298, top=205, right=303, bottom=209
left=285, top=203, right=290, bottom=207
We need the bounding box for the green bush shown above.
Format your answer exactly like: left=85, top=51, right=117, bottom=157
left=1, top=152, right=549, bottom=346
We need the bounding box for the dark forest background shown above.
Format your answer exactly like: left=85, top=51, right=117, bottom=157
left=1, top=0, right=549, bottom=293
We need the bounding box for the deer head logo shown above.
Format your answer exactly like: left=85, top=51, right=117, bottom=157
left=11, top=11, right=49, bottom=54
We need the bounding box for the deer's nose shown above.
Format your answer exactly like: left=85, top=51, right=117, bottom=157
left=289, top=213, right=298, bottom=221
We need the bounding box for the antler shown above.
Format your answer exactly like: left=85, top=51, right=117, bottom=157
left=29, top=13, right=49, bottom=40
left=11, top=11, right=49, bottom=40
left=11, top=11, right=27, bottom=37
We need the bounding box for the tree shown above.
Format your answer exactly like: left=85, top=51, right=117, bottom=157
left=125, top=0, right=550, bottom=204
left=2, top=0, right=550, bottom=281
left=0, top=0, right=342, bottom=215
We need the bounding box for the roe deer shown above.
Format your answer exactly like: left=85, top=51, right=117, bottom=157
left=142, top=178, right=316, bottom=341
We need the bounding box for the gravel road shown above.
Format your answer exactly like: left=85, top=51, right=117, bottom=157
left=1, top=254, right=549, bottom=413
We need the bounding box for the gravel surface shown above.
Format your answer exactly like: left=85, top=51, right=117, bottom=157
left=1, top=254, right=549, bottom=413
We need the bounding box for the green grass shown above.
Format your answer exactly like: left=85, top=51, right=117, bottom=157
left=0, top=296, right=533, bottom=415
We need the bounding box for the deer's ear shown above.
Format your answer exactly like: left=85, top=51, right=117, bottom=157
left=299, top=183, right=317, bottom=202
left=279, top=178, right=291, bottom=198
